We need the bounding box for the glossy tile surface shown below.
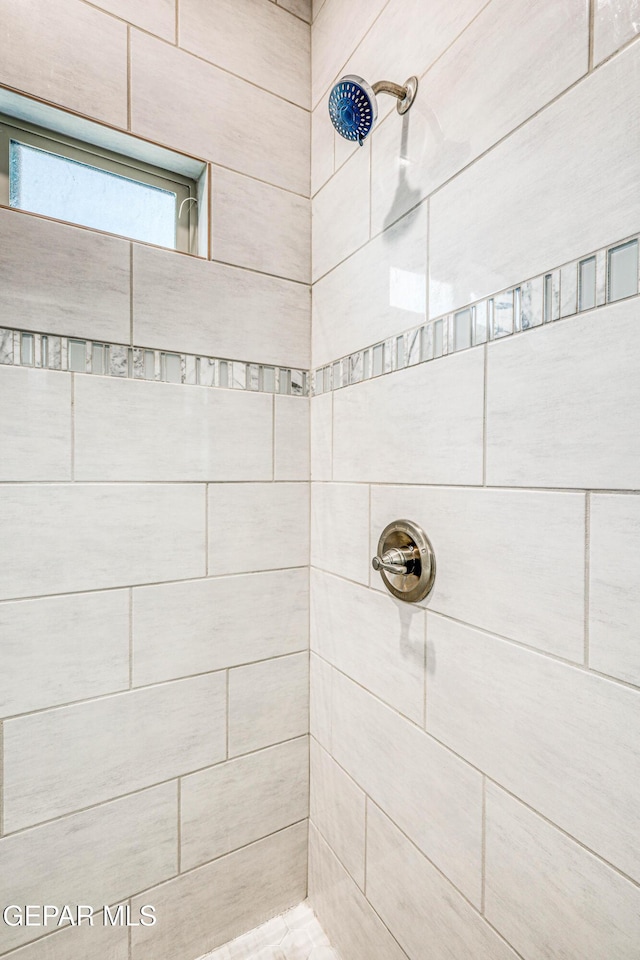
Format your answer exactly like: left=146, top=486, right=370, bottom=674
left=310, top=653, right=332, bottom=751
left=92, top=0, right=175, bottom=39
left=311, top=484, right=370, bottom=584
left=0, top=367, right=71, bottom=480
left=311, top=0, right=388, bottom=107
left=593, top=0, right=640, bottom=64
left=310, top=740, right=366, bottom=890
left=589, top=494, right=640, bottom=686
left=310, top=394, right=332, bottom=481
left=275, top=396, right=310, bottom=481
left=427, top=614, right=640, bottom=884
left=312, top=145, right=370, bottom=281
left=228, top=653, right=309, bottom=756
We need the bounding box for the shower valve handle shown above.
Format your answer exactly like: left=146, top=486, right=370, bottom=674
left=371, top=545, right=418, bottom=576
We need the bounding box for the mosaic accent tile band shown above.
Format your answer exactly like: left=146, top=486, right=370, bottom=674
left=200, top=901, right=339, bottom=960
left=311, top=234, right=640, bottom=395
left=0, top=328, right=309, bottom=397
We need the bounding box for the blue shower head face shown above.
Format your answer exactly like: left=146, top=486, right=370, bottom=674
left=328, top=75, right=378, bottom=144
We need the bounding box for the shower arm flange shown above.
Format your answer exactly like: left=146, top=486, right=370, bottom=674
left=372, top=76, right=418, bottom=115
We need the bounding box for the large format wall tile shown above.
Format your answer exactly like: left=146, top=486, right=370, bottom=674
left=4, top=913, right=128, bottom=960
left=370, top=485, right=586, bottom=660
left=310, top=652, right=332, bottom=750
left=211, top=167, right=311, bottom=283
left=371, top=0, right=587, bottom=234
left=427, top=615, right=640, bottom=883
left=3, top=673, right=225, bottom=831
left=0, top=484, right=205, bottom=600
left=312, top=144, right=370, bottom=281
left=228, top=652, right=309, bottom=756
left=593, top=0, right=640, bottom=64
left=180, top=0, right=310, bottom=109
left=0, top=210, right=130, bottom=343
left=0, top=367, right=71, bottom=481
left=429, top=41, right=640, bottom=316
left=311, top=0, right=388, bottom=107
left=310, top=740, right=365, bottom=889
left=208, top=483, right=309, bottom=575
left=332, top=672, right=483, bottom=904
left=333, top=349, right=484, bottom=485
left=311, top=570, right=425, bottom=723
left=0, top=784, right=177, bottom=953
left=308, top=825, right=408, bottom=960
left=132, top=244, right=309, bottom=368
left=312, top=203, right=427, bottom=367
left=589, top=494, right=640, bottom=686
left=0, top=0, right=127, bottom=125
left=0, top=591, right=129, bottom=717
left=131, top=823, right=307, bottom=960
left=311, top=394, right=332, bottom=480
left=311, top=98, right=334, bottom=196
left=181, top=737, right=308, bottom=870
left=131, top=31, right=309, bottom=195
left=485, top=785, right=640, bottom=960
left=133, top=570, right=308, bottom=685
left=311, top=483, right=370, bottom=584
left=91, top=0, right=175, bottom=40
left=274, top=396, right=310, bottom=481
left=367, top=804, right=519, bottom=960
left=486, top=301, right=640, bottom=488
left=74, top=376, right=273, bottom=481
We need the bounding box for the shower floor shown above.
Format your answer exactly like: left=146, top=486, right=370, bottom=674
left=199, top=902, right=339, bottom=960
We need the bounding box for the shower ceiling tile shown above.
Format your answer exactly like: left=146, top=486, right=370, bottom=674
left=486, top=298, right=640, bottom=488
left=312, top=203, right=427, bottom=367
left=311, top=484, right=370, bottom=585
left=589, top=494, right=640, bottom=687
left=430, top=39, right=640, bottom=317
left=312, top=143, right=370, bottom=282
left=332, top=348, right=484, bottom=485
left=426, top=615, right=640, bottom=885
left=3, top=673, right=225, bottom=831
left=131, top=32, right=309, bottom=195
left=370, top=486, right=585, bottom=662
left=485, top=785, right=640, bottom=960
left=133, top=569, right=309, bottom=686
left=311, top=570, right=425, bottom=724
left=310, top=740, right=366, bottom=890
left=331, top=672, right=483, bottom=905
left=0, top=366, right=71, bottom=481
left=593, top=0, right=640, bottom=65
left=228, top=653, right=309, bottom=755
left=0, top=784, right=176, bottom=954
left=180, top=0, right=310, bottom=109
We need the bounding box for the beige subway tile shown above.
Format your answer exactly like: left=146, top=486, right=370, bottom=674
left=367, top=803, right=519, bottom=960
left=0, top=784, right=177, bottom=953
left=0, top=591, right=129, bottom=718
left=311, top=483, right=370, bottom=584
left=275, top=396, right=310, bottom=481
left=311, top=570, right=425, bottom=723
left=132, top=244, right=309, bottom=368
left=310, top=393, right=332, bottom=481
left=133, top=569, right=308, bottom=685
left=0, top=484, right=205, bottom=601
left=74, top=376, right=273, bottom=482
left=312, top=143, right=370, bottom=282
left=594, top=0, right=640, bottom=64
left=0, top=367, right=71, bottom=481
left=211, top=167, right=311, bottom=283
left=0, top=0, right=127, bottom=125
left=3, top=673, right=225, bottom=831
left=485, top=784, right=640, bottom=960
left=229, top=653, right=309, bottom=756
left=181, top=737, right=308, bottom=869
left=310, top=652, right=332, bottom=750
left=370, top=485, right=586, bottom=661
left=131, top=823, right=307, bottom=960
left=313, top=204, right=427, bottom=368
left=333, top=349, right=484, bottom=485
left=180, top=0, right=309, bottom=108
left=131, top=31, right=309, bottom=194
left=427, top=614, right=640, bottom=884
left=430, top=41, right=640, bottom=316
left=590, top=494, right=640, bottom=686
left=308, top=824, right=408, bottom=960
left=0, top=209, right=130, bottom=343
left=332, top=672, right=483, bottom=905
left=310, top=740, right=365, bottom=889
left=486, top=300, right=640, bottom=488
left=208, top=483, right=309, bottom=575
left=92, top=0, right=175, bottom=39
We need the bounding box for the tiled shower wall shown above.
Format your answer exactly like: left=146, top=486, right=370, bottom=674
left=0, top=1, right=311, bottom=959
left=309, top=2, right=640, bottom=959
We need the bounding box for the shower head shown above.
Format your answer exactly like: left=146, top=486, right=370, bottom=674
left=328, top=74, right=418, bottom=145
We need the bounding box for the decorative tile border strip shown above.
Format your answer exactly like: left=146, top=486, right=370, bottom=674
left=0, top=328, right=309, bottom=397
left=201, top=901, right=338, bottom=960
left=311, top=234, right=640, bottom=395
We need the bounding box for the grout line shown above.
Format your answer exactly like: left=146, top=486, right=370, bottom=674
left=588, top=0, right=595, bottom=71
left=175, top=0, right=180, bottom=46
left=584, top=491, right=591, bottom=666
left=126, top=26, right=132, bottom=131
left=481, top=776, right=487, bottom=914
left=482, top=342, right=488, bottom=485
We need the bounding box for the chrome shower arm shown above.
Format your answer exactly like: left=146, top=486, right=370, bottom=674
left=372, top=80, right=409, bottom=101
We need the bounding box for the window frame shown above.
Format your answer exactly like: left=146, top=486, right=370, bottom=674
left=0, top=112, right=199, bottom=253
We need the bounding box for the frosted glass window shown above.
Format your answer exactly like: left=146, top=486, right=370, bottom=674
left=10, top=140, right=177, bottom=248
